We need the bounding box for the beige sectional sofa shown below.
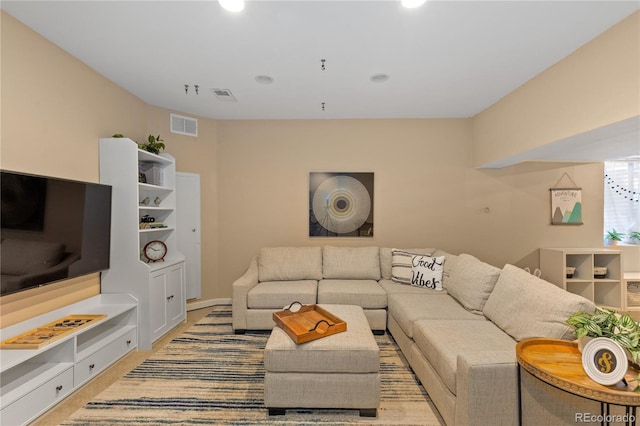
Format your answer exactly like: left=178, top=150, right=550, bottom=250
left=232, top=246, right=596, bottom=425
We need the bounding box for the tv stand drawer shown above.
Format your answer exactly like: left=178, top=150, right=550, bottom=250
left=1, top=367, right=73, bottom=426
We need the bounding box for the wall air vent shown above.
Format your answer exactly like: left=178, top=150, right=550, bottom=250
left=211, top=88, right=237, bottom=102
left=170, top=113, right=198, bottom=137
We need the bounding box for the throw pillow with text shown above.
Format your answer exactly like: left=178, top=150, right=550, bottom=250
left=410, top=255, right=445, bottom=290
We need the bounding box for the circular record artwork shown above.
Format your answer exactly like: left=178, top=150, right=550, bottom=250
left=312, top=175, right=371, bottom=234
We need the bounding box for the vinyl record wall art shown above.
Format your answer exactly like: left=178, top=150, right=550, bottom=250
left=309, top=172, right=374, bottom=237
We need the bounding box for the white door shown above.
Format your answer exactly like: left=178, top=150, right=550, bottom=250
left=176, top=172, right=202, bottom=300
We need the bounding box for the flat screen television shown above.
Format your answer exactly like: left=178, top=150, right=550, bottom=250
left=1, top=170, right=112, bottom=297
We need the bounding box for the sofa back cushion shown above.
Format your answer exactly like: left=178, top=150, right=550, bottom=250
left=380, top=247, right=435, bottom=280
left=1, top=239, right=65, bottom=276
left=446, top=253, right=501, bottom=314
left=431, top=249, right=458, bottom=289
left=258, top=247, right=323, bottom=282
left=483, top=264, right=596, bottom=341
left=323, top=246, right=381, bottom=280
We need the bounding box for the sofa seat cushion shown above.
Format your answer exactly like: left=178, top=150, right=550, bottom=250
left=258, top=247, right=323, bottom=282
left=322, top=246, right=381, bottom=280
left=247, top=280, right=318, bottom=309
left=388, top=293, right=484, bottom=339
left=317, top=279, right=387, bottom=309
left=446, top=253, right=501, bottom=314
left=413, top=319, right=516, bottom=395
left=483, top=264, right=597, bottom=341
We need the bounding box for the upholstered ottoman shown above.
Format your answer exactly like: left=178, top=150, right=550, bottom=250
left=264, top=304, right=380, bottom=417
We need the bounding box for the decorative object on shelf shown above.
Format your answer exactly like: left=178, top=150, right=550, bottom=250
left=154, top=196, right=162, bottom=206
left=140, top=214, right=155, bottom=223
left=140, top=196, right=150, bottom=206
left=594, top=267, right=608, bottom=279
left=567, top=308, right=640, bottom=366
left=140, top=222, right=166, bottom=230
left=309, top=172, right=374, bottom=237
left=0, top=314, right=106, bottom=349
left=139, top=161, right=162, bottom=186
left=605, top=228, right=625, bottom=245
left=566, top=266, right=576, bottom=278
left=550, top=173, right=582, bottom=225
left=139, top=134, right=165, bottom=154
left=581, top=337, right=628, bottom=386
left=142, top=240, right=167, bottom=263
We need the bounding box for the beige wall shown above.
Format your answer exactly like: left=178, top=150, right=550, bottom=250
left=473, top=11, right=640, bottom=167
left=215, top=119, right=608, bottom=296
left=0, top=12, right=147, bottom=325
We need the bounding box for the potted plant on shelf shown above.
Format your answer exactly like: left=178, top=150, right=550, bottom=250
left=139, top=134, right=165, bottom=154
left=630, top=231, right=640, bottom=245
left=605, top=229, right=625, bottom=245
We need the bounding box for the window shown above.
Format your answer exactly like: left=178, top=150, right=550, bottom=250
left=604, top=161, right=640, bottom=241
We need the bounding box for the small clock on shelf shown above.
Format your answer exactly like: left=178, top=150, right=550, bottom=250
left=142, top=240, right=167, bottom=263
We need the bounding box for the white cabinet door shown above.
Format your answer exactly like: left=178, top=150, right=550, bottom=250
left=149, top=262, right=185, bottom=344
left=150, top=269, right=169, bottom=342
left=166, top=262, right=186, bottom=326
left=176, top=172, right=202, bottom=300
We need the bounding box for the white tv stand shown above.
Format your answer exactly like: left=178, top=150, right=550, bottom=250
left=0, top=294, right=137, bottom=425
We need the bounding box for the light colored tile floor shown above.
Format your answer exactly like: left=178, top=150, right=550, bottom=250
left=32, top=306, right=215, bottom=426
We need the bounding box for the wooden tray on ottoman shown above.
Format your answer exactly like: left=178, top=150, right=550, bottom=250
left=273, top=303, right=347, bottom=344
left=1, top=314, right=106, bottom=349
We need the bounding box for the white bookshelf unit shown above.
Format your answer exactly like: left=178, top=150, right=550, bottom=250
left=624, top=272, right=640, bottom=312
left=99, top=138, right=186, bottom=350
left=0, top=294, right=137, bottom=426
left=539, top=248, right=623, bottom=309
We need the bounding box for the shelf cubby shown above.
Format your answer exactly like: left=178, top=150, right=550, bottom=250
left=539, top=248, right=623, bottom=309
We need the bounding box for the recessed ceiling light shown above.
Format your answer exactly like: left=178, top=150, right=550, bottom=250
left=218, top=0, right=244, bottom=12
left=401, top=0, right=427, bottom=8
left=255, top=75, right=274, bottom=84
left=370, top=73, right=390, bottom=83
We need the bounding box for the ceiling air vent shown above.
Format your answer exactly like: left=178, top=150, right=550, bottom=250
left=170, top=113, right=198, bottom=137
left=211, top=88, right=237, bottom=102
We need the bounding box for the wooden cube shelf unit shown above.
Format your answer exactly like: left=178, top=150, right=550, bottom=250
left=539, top=248, right=623, bottom=309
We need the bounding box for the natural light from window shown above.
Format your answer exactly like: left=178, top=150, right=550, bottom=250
left=604, top=160, right=640, bottom=244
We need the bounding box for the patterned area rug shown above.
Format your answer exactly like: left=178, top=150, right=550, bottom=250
left=63, top=306, right=443, bottom=425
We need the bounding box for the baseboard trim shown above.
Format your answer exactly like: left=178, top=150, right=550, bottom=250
left=187, top=298, right=231, bottom=311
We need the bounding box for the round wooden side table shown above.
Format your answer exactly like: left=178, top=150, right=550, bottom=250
left=517, top=338, right=640, bottom=426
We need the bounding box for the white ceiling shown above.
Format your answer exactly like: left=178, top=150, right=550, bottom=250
left=3, top=0, right=639, bottom=121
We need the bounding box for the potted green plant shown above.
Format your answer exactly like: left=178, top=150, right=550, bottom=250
left=139, top=134, right=165, bottom=154
left=605, top=229, right=625, bottom=245
left=630, top=231, right=640, bottom=245
left=567, top=308, right=640, bottom=364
